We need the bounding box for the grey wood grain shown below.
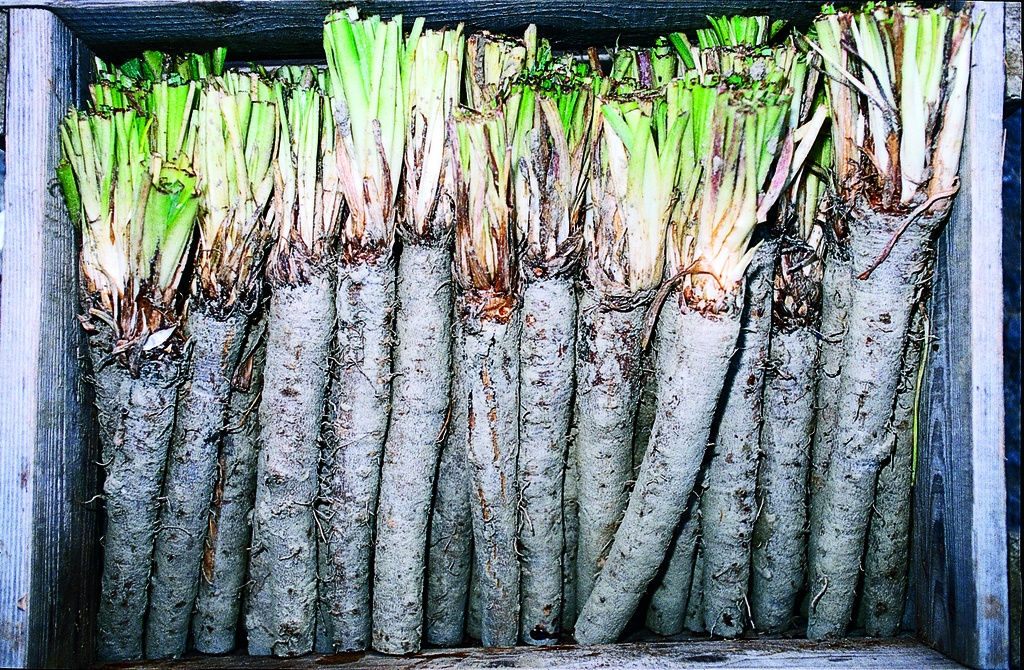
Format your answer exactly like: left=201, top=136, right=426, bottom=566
left=915, top=3, right=1010, bottom=669
left=97, top=637, right=964, bottom=669
left=0, top=0, right=826, bottom=59
left=1, top=10, right=7, bottom=134
left=0, top=9, right=97, bottom=668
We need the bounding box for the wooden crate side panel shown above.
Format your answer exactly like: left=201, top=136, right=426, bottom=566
left=96, top=638, right=966, bottom=670
left=0, top=10, right=96, bottom=668
left=916, top=3, right=1009, bottom=669
left=0, top=0, right=826, bottom=59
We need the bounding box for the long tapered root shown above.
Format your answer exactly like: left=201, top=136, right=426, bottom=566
left=859, top=306, right=926, bottom=636
left=458, top=300, right=522, bottom=648
left=701, top=244, right=776, bottom=638
left=247, top=276, right=334, bottom=657
left=575, top=303, right=740, bottom=645
left=808, top=207, right=938, bottom=639
left=192, top=319, right=267, bottom=654
left=425, top=308, right=472, bottom=650
left=751, top=327, right=819, bottom=632
left=518, top=277, right=576, bottom=644
left=807, top=247, right=850, bottom=587
left=425, top=430, right=473, bottom=646
left=96, top=355, right=179, bottom=662
left=373, top=246, right=452, bottom=655
left=147, top=309, right=248, bottom=659
left=316, top=254, right=395, bottom=653
left=646, top=500, right=701, bottom=636
left=573, top=293, right=648, bottom=613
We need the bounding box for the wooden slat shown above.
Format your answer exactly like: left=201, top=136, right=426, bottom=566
left=96, top=637, right=964, bottom=669
left=915, top=3, right=1010, bottom=669
left=0, top=0, right=827, bottom=59
left=0, top=10, right=97, bottom=669
left=1, top=10, right=8, bottom=134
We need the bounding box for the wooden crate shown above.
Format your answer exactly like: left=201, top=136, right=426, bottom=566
left=0, top=2, right=1010, bottom=668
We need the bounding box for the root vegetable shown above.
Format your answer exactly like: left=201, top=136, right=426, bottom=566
left=248, top=277, right=333, bottom=656
left=451, top=109, right=522, bottom=648
left=507, top=58, right=596, bottom=646
left=98, top=360, right=180, bottom=660
left=320, top=255, right=395, bottom=651
left=58, top=62, right=204, bottom=658
left=573, top=84, right=681, bottom=613
left=806, top=6, right=972, bottom=637
left=806, top=244, right=850, bottom=590
left=700, top=241, right=776, bottom=637
left=646, top=498, right=700, bottom=636
left=192, top=319, right=268, bottom=654
left=246, top=69, right=342, bottom=657
left=148, top=71, right=276, bottom=658
left=752, top=245, right=824, bottom=632
left=425, top=403, right=473, bottom=646
left=574, top=76, right=792, bottom=645
left=370, top=24, right=463, bottom=655
left=574, top=306, right=740, bottom=644
left=860, top=304, right=927, bottom=636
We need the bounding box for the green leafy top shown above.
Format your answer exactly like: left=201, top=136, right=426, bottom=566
left=698, top=15, right=786, bottom=48
left=464, top=26, right=536, bottom=111
left=585, top=83, right=687, bottom=300
left=403, top=24, right=466, bottom=243
left=266, top=66, right=343, bottom=283
left=452, top=109, right=516, bottom=319
left=607, top=38, right=679, bottom=93
left=58, top=90, right=201, bottom=362
left=665, top=77, right=792, bottom=313
left=812, top=3, right=973, bottom=210
left=193, top=71, right=279, bottom=311
left=506, top=60, right=598, bottom=275
left=90, top=48, right=225, bottom=114
left=324, top=7, right=423, bottom=256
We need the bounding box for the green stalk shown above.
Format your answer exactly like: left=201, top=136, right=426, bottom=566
left=402, top=24, right=466, bottom=241
left=325, top=7, right=422, bottom=253
left=465, top=26, right=535, bottom=110
left=507, top=65, right=597, bottom=270
left=608, top=38, right=679, bottom=91
left=699, top=15, right=785, bottom=48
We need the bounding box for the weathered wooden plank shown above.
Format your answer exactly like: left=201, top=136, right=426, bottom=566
left=0, top=0, right=827, bottom=58
left=0, top=9, right=97, bottom=669
left=915, top=3, right=1010, bottom=669
left=1, top=9, right=8, bottom=134
left=96, top=637, right=963, bottom=669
